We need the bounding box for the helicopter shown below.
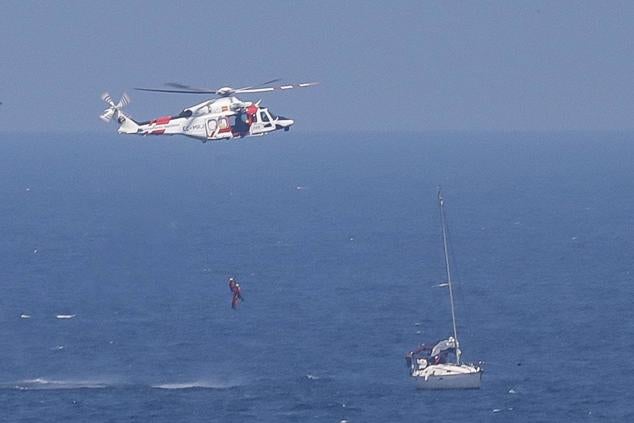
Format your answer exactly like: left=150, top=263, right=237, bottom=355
left=100, top=79, right=317, bottom=142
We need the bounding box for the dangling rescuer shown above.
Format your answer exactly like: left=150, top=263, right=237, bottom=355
left=228, top=277, right=244, bottom=309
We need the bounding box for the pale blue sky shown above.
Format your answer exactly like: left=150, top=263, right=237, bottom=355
left=1, top=1, right=633, bottom=132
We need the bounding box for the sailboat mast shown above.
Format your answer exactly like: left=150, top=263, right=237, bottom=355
left=438, top=189, right=461, bottom=365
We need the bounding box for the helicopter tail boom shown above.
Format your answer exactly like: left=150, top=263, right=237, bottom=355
left=116, top=111, right=140, bottom=134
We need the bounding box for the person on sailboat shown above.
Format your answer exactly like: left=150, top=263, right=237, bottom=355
left=431, top=337, right=457, bottom=364
left=406, top=343, right=436, bottom=372
left=228, top=277, right=244, bottom=309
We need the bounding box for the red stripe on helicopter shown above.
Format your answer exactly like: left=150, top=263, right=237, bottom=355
left=153, top=116, right=172, bottom=125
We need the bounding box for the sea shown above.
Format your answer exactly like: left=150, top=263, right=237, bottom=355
left=0, top=131, right=632, bottom=422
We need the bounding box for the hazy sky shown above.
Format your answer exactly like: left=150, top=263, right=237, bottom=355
left=1, top=1, right=633, bottom=132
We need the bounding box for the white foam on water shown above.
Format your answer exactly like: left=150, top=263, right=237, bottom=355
left=56, top=314, right=75, bottom=319
left=20, top=314, right=31, bottom=319
left=305, top=374, right=320, bottom=380
left=14, top=378, right=109, bottom=390
left=151, top=379, right=241, bottom=390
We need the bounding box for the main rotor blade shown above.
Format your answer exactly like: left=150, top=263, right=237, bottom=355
left=235, top=87, right=275, bottom=94
left=135, top=87, right=216, bottom=95
left=236, top=78, right=283, bottom=91
left=165, top=78, right=286, bottom=94
left=235, top=82, right=319, bottom=94
left=165, top=82, right=196, bottom=90
left=257, top=78, right=283, bottom=87
left=135, top=81, right=318, bottom=95
left=164, top=82, right=214, bottom=92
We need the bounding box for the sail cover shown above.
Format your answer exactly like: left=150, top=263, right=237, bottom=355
left=431, top=337, right=456, bottom=357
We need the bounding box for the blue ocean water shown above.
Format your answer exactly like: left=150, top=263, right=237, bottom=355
left=0, top=131, right=633, bottom=422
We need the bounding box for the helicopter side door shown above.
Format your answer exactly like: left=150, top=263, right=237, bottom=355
left=250, top=109, right=275, bottom=135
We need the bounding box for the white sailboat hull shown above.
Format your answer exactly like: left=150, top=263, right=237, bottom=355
left=413, top=363, right=482, bottom=390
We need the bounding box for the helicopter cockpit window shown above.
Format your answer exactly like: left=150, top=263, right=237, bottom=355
left=259, top=110, right=270, bottom=123
left=175, top=109, right=193, bottom=119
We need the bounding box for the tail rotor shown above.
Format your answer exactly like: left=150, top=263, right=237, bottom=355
left=100, top=92, right=130, bottom=122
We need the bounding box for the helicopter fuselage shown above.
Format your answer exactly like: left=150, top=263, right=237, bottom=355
left=116, top=96, right=294, bottom=142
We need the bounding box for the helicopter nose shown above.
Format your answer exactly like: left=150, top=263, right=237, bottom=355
left=275, top=116, right=294, bottom=130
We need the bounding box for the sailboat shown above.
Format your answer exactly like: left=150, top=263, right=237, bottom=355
left=405, top=189, right=483, bottom=389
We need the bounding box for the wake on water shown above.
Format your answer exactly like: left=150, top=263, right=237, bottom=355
left=151, top=380, right=242, bottom=390
left=10, top=378, right=111, bottom=390
left=3, top=377, right=243, bottom=391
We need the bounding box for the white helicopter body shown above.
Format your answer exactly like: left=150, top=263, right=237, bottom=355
left=100, top=81, right=316, bottom=142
